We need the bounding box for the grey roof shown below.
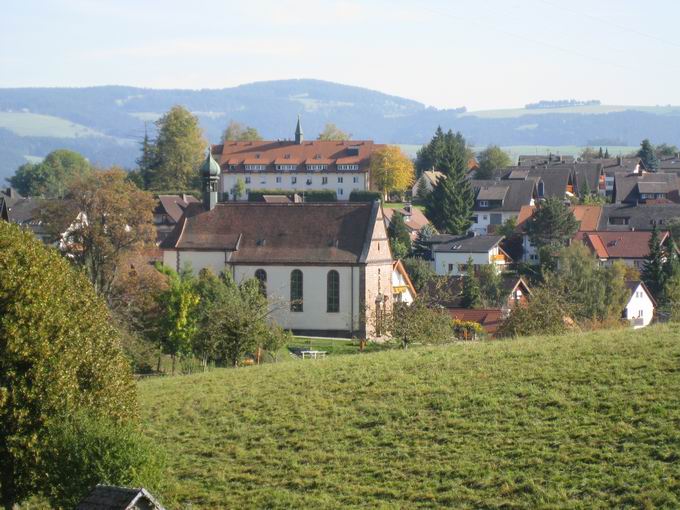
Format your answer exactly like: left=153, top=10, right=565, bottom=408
left=518, top=154, right=574, bottom=166
left=613, top=173, right=679, bottom=203
left=76, top=485, right=165, bottom=510
left=470, top=179, right=536, bottom=212
left=572, top=163, right=603, bottom=194
left=155, top=194, right=200, bottom=223
left=528, top=167, right=571, bottom=198
left=432, top=234, right=504, bottom=253
left=598, top=203, right=680, bottom=231
left=477, top=186, right=509, bottom=201
left=507, top=169, right=529, bottom=180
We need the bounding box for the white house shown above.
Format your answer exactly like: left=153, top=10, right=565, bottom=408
left=392, top=260, right=417, bottom=304
left=214, top=118, right=381, bottom=201
left=160, top=151, right=393, bottom=338
left=469, top=179, right=536, bottom=235
left=429, top=234, right=510, bottom=276
left=623, top=281, right=656, bottom=328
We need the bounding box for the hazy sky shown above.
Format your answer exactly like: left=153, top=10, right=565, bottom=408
left=2, top=0, right=679, bottom=110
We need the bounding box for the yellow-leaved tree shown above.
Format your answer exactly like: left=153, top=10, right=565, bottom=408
left=369, top=146, right=414, bottom=200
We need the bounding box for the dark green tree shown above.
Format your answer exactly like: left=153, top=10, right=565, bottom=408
left=402, top=257, right=436, bottom=292
left=388, top=212, right=412, bottom=259
left=638, top=139, right=659, bottom=171
left=598, top=147, right=604, bottom=158
left=604, top=148, right=610, bottom=158
left=0, top=222, right=137, bottom=509
left=477, top=265, right=505, bottom=308
left=137, top=124, right=158, bottom=189
left=412, top=224, right=436, bottom=259
left=425, top=131, right=474, bottom=234
left=655, top=143, right=679, bottom=158
left=461, top=258, right=482, bottom=308
left=414, top=126, right=446, bottom=176
left=641, top=226, right=666, bottom=299
left=525, top=197, right=579, bottom=253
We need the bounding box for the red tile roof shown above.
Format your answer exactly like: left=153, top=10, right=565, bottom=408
left=575, top=230, right=670, bottom=259
left=213, top=140, right=383, bottom=173
left=447, top=308, right=504, bottom=335
left=517, top=204, right=602, bottom=232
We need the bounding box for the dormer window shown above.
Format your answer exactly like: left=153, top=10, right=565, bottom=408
left=478, top=200, right=489, bottom=208
left=338, top=164, right=359, bottom=171
left=306, top=164, right=328, bottom=171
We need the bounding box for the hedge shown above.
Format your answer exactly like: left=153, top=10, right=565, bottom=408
left=349, top=191, right=382, bottom=202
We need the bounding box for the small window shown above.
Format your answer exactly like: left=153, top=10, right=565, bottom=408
left=338, top=188, right=344, bottom=196
left=290, top=269, right=303, bottom=312
left=276, top=176, right=282, bottom=183
left=292, top=176, right=297, bottom=184
left=245, top=176, right=251, bottom=184
left=255, top=269, right=267, bottom=297
left=479, top=200, right=489, bottom=208
left=338, top=177, right=344, bottom=183
left=448, top=263, right=454, bottom=272
left=322, top=176, right=328, bottom=185
left=327, top=270, right=340, bottom=312
left=353, top=176, right=358, bottom=183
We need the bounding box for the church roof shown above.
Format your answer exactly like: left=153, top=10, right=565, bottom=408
left=160, top=202, right=380, bottom=265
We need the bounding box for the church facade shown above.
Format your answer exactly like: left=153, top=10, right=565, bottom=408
left=160, top=151, right=393, bottom=338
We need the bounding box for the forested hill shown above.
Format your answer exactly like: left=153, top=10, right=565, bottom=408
left=1, top=79, right=680, bottom=180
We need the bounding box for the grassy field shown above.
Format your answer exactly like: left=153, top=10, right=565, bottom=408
left=139, top=324, right=680, bottom=508
left=460, top=105, right=680, bottom=119
left=0, top=112, right=104, bottom=138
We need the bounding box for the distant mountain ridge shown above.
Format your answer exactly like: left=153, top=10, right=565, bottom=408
left=0, top=79, right=679, bottom=180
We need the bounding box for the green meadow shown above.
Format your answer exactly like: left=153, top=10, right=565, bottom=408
left=139, top=324, right=680, bottom=509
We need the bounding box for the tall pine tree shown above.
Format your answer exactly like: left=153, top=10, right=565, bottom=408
left=412, top=224, right=436, bottom=260
left=425, top=130, right=474, bottom=234
left=641, top=226, right=666, bottom=299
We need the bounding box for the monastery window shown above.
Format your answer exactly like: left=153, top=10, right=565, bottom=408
left=353, top=176, right=359, bottom=183
left=255, top=269, right=267, bottom=297
left=338, top=177, right=344, bottom=183
left=292, top=176, right=297, bottom=184
left=327, top=270, right=340, bottom=313
left=322, top=177, right=328, bottom=185
left=245, top=176, right=251, bottom=184
left=290, top=269, right=303, bottom=312
left=338, top=188, right=344, bottom=196
left=276, top=176, right=282, bottom=183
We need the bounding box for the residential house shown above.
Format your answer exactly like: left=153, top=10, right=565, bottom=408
left=623, top=280, right=656, bottom=328
left=613, top=172, right=680, bottom=204
left=517, top=154, right=575, bottom=166
left=160, top=151, right=393, bottom=339
left=411, top=170, right=444, bottom=199
left=153, top=194, right=200, bottom=242
left=429, top=233, right=510, bottom=276
left=469, top=178, right=536, bottom=234
left=383, top=203, right=432, bottom=241
left=517, top=204, right=603, bottom=264
left=599, top=157, right=646, bottom=197
left=392, top=260, right=417, bottom=304
left=574, top=230, right=672, bottom=270
left=658, top=153, right=680, bottom=175
left=599, top=203, right=680, bottom=231
left=214, top=117, right=382, bottom=201
left=76, top=485, right=165, bottom=510
left=424, top=274, right=532, bottom=336
left=0, top=189, right=52, bottom=242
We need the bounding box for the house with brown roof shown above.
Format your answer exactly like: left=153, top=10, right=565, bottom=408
left=429, top=233, right=511, bottom=276
left=153, top=194, right=200, bottom=243
left=613, top=172, right=680, bottom=204
left=517, top=204, right=603, bottom=264
left=574, top=230, right=673, bottom=270
left=213, top=117, right=383, bottom=201
left=160, top=151, right=393, bottom=338
left=383, top=203, right=432, bottom=241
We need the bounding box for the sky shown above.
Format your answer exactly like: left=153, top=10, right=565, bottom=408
left=2, top=0, right=680, bottom=111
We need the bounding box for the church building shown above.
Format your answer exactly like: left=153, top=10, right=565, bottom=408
left=160, top=150, right=394, bottom=338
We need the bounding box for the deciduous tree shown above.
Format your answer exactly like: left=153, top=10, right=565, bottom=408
left=42, top=168, right=156, bottom=301
left=402, top=257, right=436, bottom=292
left=0, top=222, right=136, bottom=510
left=475, top=145, right=511, bottom=179
left=222, top=120, right=263, bottom=142
left=317, top=123, right=350, bottom=141
left=369, top=146, right=414, bottom=200
left=8, top=149, right=92, bottom=198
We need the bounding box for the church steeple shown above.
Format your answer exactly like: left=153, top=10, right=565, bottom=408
left=200, top=145, right=220, bottom=211
left=295, top=115, right=303, bottom=144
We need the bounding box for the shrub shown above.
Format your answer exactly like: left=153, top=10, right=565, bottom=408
left=0, top=222, right=136, bottom=509
left=349, top=190, right=381, bottom=202
left=40, top=413, right=166, bottom=509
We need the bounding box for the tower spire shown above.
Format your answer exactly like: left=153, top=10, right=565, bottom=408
left=295, top=114, right=303, bottom=144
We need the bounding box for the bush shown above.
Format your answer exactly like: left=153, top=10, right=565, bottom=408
left=40, top=413, right=166, bottom=509
left=0, top=221, right=137, bottom=509
left=349, top=190, right=381, bottom=202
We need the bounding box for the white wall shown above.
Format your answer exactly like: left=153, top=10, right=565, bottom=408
left=433, top=248, right=504, bottom=276
left=471, top=211, right=523, bottom=235
left=624, top=283, right=655, bottom=328
left=233, top=265, right=361, bottom=333
left=221, top=172, right=368, bottom=201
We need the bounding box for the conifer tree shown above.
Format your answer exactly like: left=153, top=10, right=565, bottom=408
left=387, top=212, right=412, bottom=259
left=137, top=124, right=158, bottom=189
left=425, top=131, right=474, bottom=234
left=461, top=258, right=482, bottom=308
left=598, top=147, right=604, bottom=158
left=641, top=226, right=666, bottom=298
left=604, top=148, right=610, bottom=158
left=412, top=224, right=436, bottom=259
left=638, top=139, right=659, bottom=171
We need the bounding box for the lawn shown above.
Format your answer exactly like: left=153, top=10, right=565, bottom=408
left=139, top=324, right=680, bottom=508
left=0, top=112, right=105, bottom=138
